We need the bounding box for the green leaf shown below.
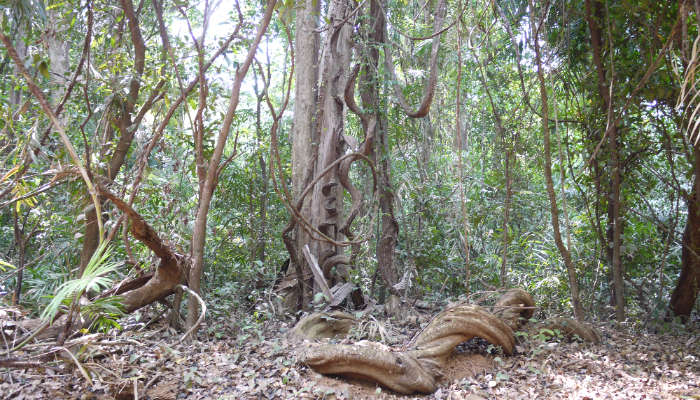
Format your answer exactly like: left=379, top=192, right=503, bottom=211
left=0, top=259, right=16, bottom=271
left=38, top=61, right=49, bottom=79
left=41, top=241, right=122, bottom=323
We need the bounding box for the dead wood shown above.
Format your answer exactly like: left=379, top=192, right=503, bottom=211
left=0, top=357, right=50, bottom=369
left=492, top=288, right=536, bottom=331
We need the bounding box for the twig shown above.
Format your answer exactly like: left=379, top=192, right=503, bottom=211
left=3, top=320, right=49, bottom=356
left=57, top=345, right=93, bottom=386
left=145, top=371, right=164, bottom=390
left=0, top=358, right=55, bottom=369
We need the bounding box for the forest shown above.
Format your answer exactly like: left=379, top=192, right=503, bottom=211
left=0, top=0, right=698, bottom=398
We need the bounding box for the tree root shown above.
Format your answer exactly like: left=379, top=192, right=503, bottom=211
left=290, top=311, right=357, bottom=340
left=300, top=288, right=603, bottom=394
left=410, top=304, right=515, bottom=359
left=534, top=317, right=601, bottom=343
left=301, top=305, right=514, bottom=394
left=303, top=341, right=438, bottom=394
left=492, top=288, right=536, bottom=331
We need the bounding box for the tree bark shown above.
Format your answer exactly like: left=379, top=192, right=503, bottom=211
left=186, top=0, right=276, bottom=331
left=670, top=149, right=700, bottom=320
left=529, top=0, right=585, bottom=321
left=288, top=0, right=320, bottom=307
left=289, top=0, right=353, bottom=302
left=584, top=0, right=625, bottom=321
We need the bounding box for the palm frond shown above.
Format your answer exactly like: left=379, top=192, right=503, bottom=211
left=40, top=241, right=121, bottom=323
left=676, top=35, right=700, bottom=145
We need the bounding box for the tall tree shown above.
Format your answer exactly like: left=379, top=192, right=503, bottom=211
left=286, top=0, right=320, bottom=308
left=583, top=0, right=625, bottom=321
left=529, top=0, right=585, bottom=321
left=185, top=0, right=277, bottom=331
left=669, top=0, right=700, bottom=320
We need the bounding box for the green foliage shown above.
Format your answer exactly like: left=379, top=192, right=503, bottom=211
left=0, top=258, right=15, bottom=272
left=41, top=242, right=123, bottom=327
left=0, top=0, right=694, bottom=329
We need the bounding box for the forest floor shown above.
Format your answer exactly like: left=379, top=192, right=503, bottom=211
left=1, top=306, right=698, bottom=400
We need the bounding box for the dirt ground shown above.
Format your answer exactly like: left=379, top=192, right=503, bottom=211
left=1, top=312, right=698, bottom=400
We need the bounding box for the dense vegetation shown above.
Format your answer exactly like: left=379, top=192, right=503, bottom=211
left=0, top=0, right=697, bottom=351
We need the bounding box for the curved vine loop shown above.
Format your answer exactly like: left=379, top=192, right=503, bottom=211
left=383, top=0, right=447, bottom=118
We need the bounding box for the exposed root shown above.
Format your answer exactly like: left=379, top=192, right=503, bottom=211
left=303, top=341, right=437, bottom=394
left=492, top=288, right=536, bottom=331
left=301, top=304, right=514, bottom=394
left=299, top=288, right=605, bottom=395
left=411, top=304, right=515, bottom=359
left=535, top=317, right=601, bottom=343
left=290, top=311, right=357, bottom=340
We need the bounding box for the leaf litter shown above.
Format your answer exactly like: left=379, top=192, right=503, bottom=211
left=0, top=311, right=698, bottom=399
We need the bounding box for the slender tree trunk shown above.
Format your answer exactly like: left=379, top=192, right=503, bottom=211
left=256, top=112, right=268, bottom=264
left=186, top=0, right=276, bottom=331
left=529, top=0, right=585, bottom=321
left=501, top=149, right=512, bottom=286
left=584, top=0, right=625, bottom=321
left=362, top=0, right=400, bottom=299
left=12, top=210, right=26, bottom=305
left=455, top=17, right=470, bottom=293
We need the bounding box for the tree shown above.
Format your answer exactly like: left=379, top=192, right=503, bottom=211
left=669, top=0, right=700, bottom=321
left=528, top=0, right=585, bottom=321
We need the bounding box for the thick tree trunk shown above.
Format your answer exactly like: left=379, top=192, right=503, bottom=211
left=299, top=0, right=352, bottom=297
left=670, top=147, right=700, bottom=320
left=287, top=0, right=321, bottom=308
